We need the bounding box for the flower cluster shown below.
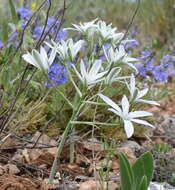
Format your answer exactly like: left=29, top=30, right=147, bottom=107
left=135, top=49, right=175, bottom=82
left=0, top=3, right=67, bottom=48
left=45, top=62, right=68, bottom=88
left=22, top=19, right=159, bottom=138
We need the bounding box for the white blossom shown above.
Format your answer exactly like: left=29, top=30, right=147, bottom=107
left=22, top=46, right=56, bottom=70
left=99, top=94, right=154, bottom=138
left=127, top=74, right=160, bottom=105
left=104, top=46, right=138, bottom=72
left=67, top=18, right=98, bottom=38
left=96, top=20, right=118, bottom=41
left=73, top=59, right=107, bottom=88
left=45, top=39, right=84, bottom=61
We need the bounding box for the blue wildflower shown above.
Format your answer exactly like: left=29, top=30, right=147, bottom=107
left=33, top=26, right=43, bottom=39
left=145, top=58, right=155, bottom=72
left=0, top=40, right=4, bottom=48
left=152, top=65, right=168, bottom=82
left=21, top=21, right=28, bottom=29
left=66, top=61, right=73, bottom=67
left=160, top=54, right=171, bottom=64
left=47, top=16, right=60, bottom=27
left=55, top=28, right=68, bottom=42
left=140, top=49, right=153, bottom=60
left=124, top=39, right=140, bottom=51
left=46, top=62, right=68, bottom=88
left=135, top=63, right=147, bottom=77
left=17, top=7, right=32, bottom=19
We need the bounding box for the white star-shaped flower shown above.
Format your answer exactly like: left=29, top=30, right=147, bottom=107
left=99, top=94, right=154, bottom=138
left=104, top=46, right=138, bottom=72
left=67, top=18, right=98, bottom=37
left=73, top=59, right=107, bottom=88
left=126, top=74, right=160, bottom=106
left=45, top=39, right=84, bottom=62
left=22, top=46, right=56, bottom=70
left=96, top=20, right=118, bottom=41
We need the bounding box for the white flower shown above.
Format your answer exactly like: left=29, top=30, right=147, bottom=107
left=104, top=46, right=138, bottom=72
left=127, top=74, right=160, bottom=106
left=22, top=46, right=56, bottom=70
left=73, top=59, right=107, bottom=88
left=45, top=39, right=84, bottom=61
left=112, top=33, right=124, bottom=44
left=104, top=67, right=129, bottom=85
left=99, top=94, right=154, bottom=138
left=104, top=46, right=125, bottom=64
left=96, top=20, right=118, bottom=41
left=67, top=18, right=98, bottom=37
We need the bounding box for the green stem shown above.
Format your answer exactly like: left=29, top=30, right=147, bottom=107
left=71, top=121, right=119, bottom=126
left=49, top=96, right=84, bottom=183
left=69, top=127, right=75, bottom=163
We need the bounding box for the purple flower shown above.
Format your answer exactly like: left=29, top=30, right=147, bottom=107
left=145, top=58, right=155, bottom=72
left=21, top=21, right=28, bottom=29
left=33, top=26, right=44, bottom=39
left=46, top=62, right=68, bottom=87
left=55, top=28, right=68, bottom=42
left=135, top=63, right=147, bottom=77
left=160, top=54, right=171, bottom=64
left=140, top=49, right=153, bottom=60
left=152, top=65, right=168, bottom=82
left=0, top=40, right=4, bottom=48
left=124, top=39, right=140, bottom=51
left=47, top=17, right=60, bottom=27
left=66, top=61, right=73, bottom=67
left=17, top=7, right=32, bottom=19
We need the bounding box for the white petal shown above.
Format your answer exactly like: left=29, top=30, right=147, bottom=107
left=125, top=62, right=138, bottom=73
left=22, top=53, right=38, bottom=68
left=40, top=46, right=48, bottom=60
left=108, top=108, right=122, bottom=117
left=130, top=74, right=135, bottom=96
left=98, top=94, right=122, bottom=113
left=80, top=60, right=87, bottom=79
left=131, top=119, right=154, bottom=128
left=49, top=48, right=57, bottom=65
left=89, top=60, right=101, bottom=75
left=137, top=88, right=148, bottom=99
left=124, top=120, right=134, bottom=138
left=136, top=99, right=160, bottom=106
left=129, top=111, right=153, bottom=118
left=121, top=95, right=129, bottom=115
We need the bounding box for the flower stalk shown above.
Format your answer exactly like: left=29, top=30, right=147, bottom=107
left=49, top=95, right=85, bottom=182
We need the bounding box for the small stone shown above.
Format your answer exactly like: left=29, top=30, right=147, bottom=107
left=120, top=141, right=141, bottom=151
left=78, top=180, right=99, bottom=190
left=4, top=164, right=20, bottom=174
left=148, top=182, right=175, bottom=190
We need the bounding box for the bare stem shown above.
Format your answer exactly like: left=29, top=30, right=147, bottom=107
left=49, top=95, right=84, bottom=182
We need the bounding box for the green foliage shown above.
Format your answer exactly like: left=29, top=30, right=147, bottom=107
left=2, top=21, right=8, bottom=44
left=98, top=139, right=119, bottom=189
left=118, top=152, right=154, bottom=190
left=153, top=143, right=172, bottom=153
left=8, top=0, right=18, bottom=25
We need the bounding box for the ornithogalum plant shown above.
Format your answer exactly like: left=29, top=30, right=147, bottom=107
left=22, top=19, right=159, bottom=182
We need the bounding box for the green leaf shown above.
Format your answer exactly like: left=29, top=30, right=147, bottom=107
left=137, top=176, right=148, bottom=190
left=2, top=21, right=8, bottom=44
left=8, top=0, right=18, bottom=25
left=118, top=152, right=134, bottom=190
left=132, top=152, right=154, bottom=189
